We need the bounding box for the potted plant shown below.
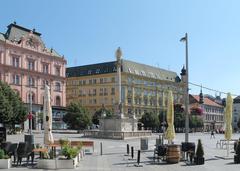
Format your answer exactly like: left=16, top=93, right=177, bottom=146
left=0, top=149, right=11, bottom=169
left=194, top=139, right=204, bottom=165
left=58, top=145, right=80, bottom=169
left=234, top=140, right=240, bottom=164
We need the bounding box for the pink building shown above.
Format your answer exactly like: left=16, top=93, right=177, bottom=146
left=0, top=22, right=67, bottom=129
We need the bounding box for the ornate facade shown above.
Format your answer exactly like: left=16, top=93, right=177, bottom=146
left=0, top=22, right=67, bottom=129
left=66, top=50, right=184, bottom=118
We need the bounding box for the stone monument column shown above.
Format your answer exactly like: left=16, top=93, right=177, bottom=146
left=115, top=47, right=124, bottom=119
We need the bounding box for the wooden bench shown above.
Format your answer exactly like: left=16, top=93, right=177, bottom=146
left=53, top=140, right=94, bottom=152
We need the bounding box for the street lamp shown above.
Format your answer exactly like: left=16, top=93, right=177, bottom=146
left=180, top=33, right=189, bottom=142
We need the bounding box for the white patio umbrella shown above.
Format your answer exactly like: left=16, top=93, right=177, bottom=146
left=43, top=85, right=54, bottom=145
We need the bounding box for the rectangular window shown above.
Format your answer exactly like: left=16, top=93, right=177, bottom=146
left=104, top=88, right=108, bottom=96
left=28, top=60, right=35, bottom=70
left=100, top=88, right=103, bottom=96
left=93, top=89, right=97, bottom=96
left=12, top=74, right=20, bottom=85
left=111, top=77, right=115, bottom=83
left=111, top=87, right=115, bottom=95
left=104, top=78, right=108, bottom=83
left=93, top=79, right=97, bottom=84
left=28, top=76, right=35, bottom=87
left=55, top=66, right=61, bottom=76
left=89, top=79, right=92, bottom=84
left=12, top=57, right=20, bottom=68
left=43, top=64, right=49, bottom=74
left=100, top=78, right=103, bottom=84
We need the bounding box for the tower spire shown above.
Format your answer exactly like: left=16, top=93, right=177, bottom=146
left=199, top=85, right=204, bottom=104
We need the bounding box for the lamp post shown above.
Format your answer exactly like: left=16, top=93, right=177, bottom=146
left=180, top=33, right=189, bottom=142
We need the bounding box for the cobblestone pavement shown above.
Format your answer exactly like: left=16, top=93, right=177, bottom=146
left=3, top=132, right=240, bottom=171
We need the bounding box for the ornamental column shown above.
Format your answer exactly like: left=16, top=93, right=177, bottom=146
left=115, top=47, right=124, bottom=118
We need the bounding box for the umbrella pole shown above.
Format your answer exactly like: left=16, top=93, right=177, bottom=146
left=227, top=140, right=229, bottom=157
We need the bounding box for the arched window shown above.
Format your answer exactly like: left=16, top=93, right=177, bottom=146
left=55, top=96, right=61, bottom=106
left=55, top=82, right=61, bottom=91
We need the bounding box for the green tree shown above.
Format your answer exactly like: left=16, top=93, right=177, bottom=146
left=0, top=91, right=12, bottom=124
left=92, top=108, right=113, bottom=125
left=140, top=112, right=159, bottom=130
left=0, top=81, right=27, bottom=129
left=63, top=102, right=92, bottom=130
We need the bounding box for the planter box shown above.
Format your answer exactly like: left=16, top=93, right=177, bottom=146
left=37, top=155, right=80, bottom=169
left=0, top=159, right=11, bottom=169
left=57, top=156, right=78, bottom=169
left=37, top=159, right=56, bottom=169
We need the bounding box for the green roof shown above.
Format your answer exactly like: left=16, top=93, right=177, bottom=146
left=67, top=59, right=180, bottom=82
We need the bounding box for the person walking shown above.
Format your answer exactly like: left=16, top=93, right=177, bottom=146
left=210, top=130, right=215, bottom=139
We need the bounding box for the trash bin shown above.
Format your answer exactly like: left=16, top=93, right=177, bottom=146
left=140, top=138, right=148, bottom=150
left=24, top=134, right=34, bottom=145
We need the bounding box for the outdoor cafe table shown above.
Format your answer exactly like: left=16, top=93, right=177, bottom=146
left=32, top=148, right=48, bottom=159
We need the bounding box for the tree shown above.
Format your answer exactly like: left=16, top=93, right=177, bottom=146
left=0, top=90, right=12, bottom=124
left=92, top=108, right=113, bottom=125
left=140, top=112, right=159, bottom=130
left=63, top=102, right=92, bottom=130
left=0, top=81, right=27, bottom=129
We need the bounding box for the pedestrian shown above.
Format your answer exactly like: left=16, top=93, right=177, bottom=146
left=210, top=130, right=215, bottom=139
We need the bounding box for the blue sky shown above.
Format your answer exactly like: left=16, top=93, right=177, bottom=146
left=0, top=0, right=239, bottom=97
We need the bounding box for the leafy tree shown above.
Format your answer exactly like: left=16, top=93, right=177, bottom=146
left=63, top=102, right=92, bottom=130
left=0, top=91, right=12, bottom=124
left=140, top=112, right=159, bottom=130
left=92, top=108, right=113, bottom=125
left=0, top=81, right=27, bottom=129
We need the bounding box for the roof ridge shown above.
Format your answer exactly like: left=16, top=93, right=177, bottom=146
left=122, top=59, right=177, bottom=74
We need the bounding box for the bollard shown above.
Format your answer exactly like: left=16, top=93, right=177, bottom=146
left=134, top=150, right=143, bottom=167
left=137, top=150, right=140, bottom=165
left=127, top=144, right=129, bottom=155
left=131, top=146, right=134, bottom=159
left=100, top=142, right=103, bottom=155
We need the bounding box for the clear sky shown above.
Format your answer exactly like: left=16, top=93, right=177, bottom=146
left=0, top=0, right=239, bottom=97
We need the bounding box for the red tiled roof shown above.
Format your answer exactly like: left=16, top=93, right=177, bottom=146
left=192, top=95, right=223, bottom=108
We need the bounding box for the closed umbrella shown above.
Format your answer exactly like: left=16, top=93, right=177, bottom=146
left=43, top=85, right=54, bottom=145
left=165, top=90, right=175, bottom=144
left=224, top=93, right=233, bottom=156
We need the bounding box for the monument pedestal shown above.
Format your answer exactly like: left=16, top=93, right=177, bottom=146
left=100, top=117, right=138, bottom=132
left=84, top=117, right=151, bottom=140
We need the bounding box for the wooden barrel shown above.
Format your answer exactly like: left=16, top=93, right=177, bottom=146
left=166, top=145, right=180, bottom=164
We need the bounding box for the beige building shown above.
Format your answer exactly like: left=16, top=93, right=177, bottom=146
left=66, top=53, right=184, bottom=118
